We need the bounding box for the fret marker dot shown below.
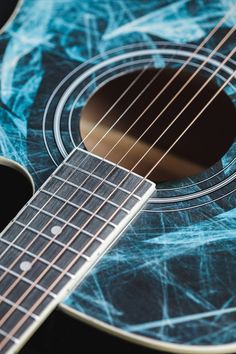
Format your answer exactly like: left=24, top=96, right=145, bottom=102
left=20, top=261, right=32, bottom=272
left=51, top=225, right=62, bottom=235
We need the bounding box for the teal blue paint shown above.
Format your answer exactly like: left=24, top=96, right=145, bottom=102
left=0, top=0, right=236, bottom=346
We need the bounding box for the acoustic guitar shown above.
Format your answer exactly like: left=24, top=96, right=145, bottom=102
left=0, top=1, right=236, bottom=354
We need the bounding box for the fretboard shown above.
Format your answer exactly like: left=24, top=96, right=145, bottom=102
left=0, top=148, right=155, bottom=354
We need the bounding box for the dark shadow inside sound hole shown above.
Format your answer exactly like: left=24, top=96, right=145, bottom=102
left=80, top=68, right=236, bottom=184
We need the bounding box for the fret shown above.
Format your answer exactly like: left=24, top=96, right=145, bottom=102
left=15, top=220, right=104, bottom=252
left=0, top=333, right=18, bottom=354
left=30, top=204, right=77, bottom=224
left=65, top=161, right=139, bottom=196
left=0, top=248, right=71, bottom=294
left=85, top=199, right=128, bottom=225
left=83, top=239, right=101, bottom=257
left=0, top=301, right=35, bottom=339
left=0, top=270, right=53, bottom=317
left=0, top=148, right=155, bottom=354
left=44, top=222, right=103, bottom=256
left=1, top=230, right=88, bottom=280
left=15, top=218, right=104, bottom=250
left=1, top=247, right=45, bottom=277
left=0, top=238, right=73, bottom=276
left=26, top=204, right=115, bottom=241
left=55, top=163, right=141, bottom=206
left=68, top=148, right=111, bottom=174
left=43, top=181, right=97, bottom=210
left=2, top=221, right=91, bottom=276
left=53, top=173, right=139, bottom=211
left=30, top=192, right=116, bottom=226
left=44, top=188, right=128, bottom=226
left=27, top=200, right=116, bottom=236
left=50, top=176, right=129, bottom=212
left=1, top=222, right=47, bottom=249
left=69, top=147, right=152, bottom=197
left=43, top=176, right=77, bottom=199
left=57, top=165, right=116, bottom=202
left=96, top=182, right=139, bottom=210
left=67, top=158, right=149, bottom=198
left=0, top=296, right=38, bottom=320
left=67, top=148, right=140, bottom=191
left=0, top=266, right=56, bottom=297
left=17, top=206, right=52, bottom=231
left=16, top=205, right=83, bottom=236
left=0, top=331, right=18, bottom=344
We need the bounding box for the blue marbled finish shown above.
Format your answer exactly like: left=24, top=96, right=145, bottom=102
left=0, top=0, right=236, bottom=348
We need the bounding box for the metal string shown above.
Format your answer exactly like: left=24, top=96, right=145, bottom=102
left=1, top=61, right=235, bottom=350
left=0, top=8, right=235, bottom=349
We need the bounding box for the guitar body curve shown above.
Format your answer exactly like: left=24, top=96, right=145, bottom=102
left=0, top=1, right=236, bottom=353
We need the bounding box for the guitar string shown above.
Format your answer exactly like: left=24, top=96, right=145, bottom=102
left=0, top=40, right=196, bottom=275
left=0, top=55, right=172, bottom=264
left=0, top=6, right=233, bottom=265
left=0, top=20, right=233, bottom=346
left=0, top=8, right=233, bottom=328
left=0, top=18, right=225, bottom=280
left=0, top=20, right=232, bottom=288
left=1, top=50, right=235, bottom=351
left=0, top=42, right=178, bottom=264
left=0, top=42, right=234, bottom=354
left=0, top=11, right=233, bottom=300
left=79, top=24, right=236, bottom=169
left=108, top=33, right=236, bottom=172
left=0, top=4, right=233, bottom=265
left=76, top=6, right=235, bottom=150
left=0, top=65, right=159, bottom=261
left=50, top=6, right=236, bottom=207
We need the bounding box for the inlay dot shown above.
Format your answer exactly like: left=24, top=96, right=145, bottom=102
left=20, top=261, right=32, bottom=272
left=51, top=225, right=62, bottom=235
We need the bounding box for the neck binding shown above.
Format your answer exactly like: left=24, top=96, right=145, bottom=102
left=0, top=147, right=155, bottom=354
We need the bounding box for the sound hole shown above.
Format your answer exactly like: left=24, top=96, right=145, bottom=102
left=0, top=1, right=19, bottom=31
left=0, top=160, right=34, bottom=231
left=80, top=68, right=236, bottom=183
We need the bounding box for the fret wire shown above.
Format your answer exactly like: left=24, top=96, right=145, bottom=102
left=0, top=149, right=150, bottom=330
left=1, top=172, right=153, bottom=348
left=40, top=191, right=115, bottom=230
left=1, top=212, right=99, bottom=263
left=0, top=146, right=87, bottom=350
left=0, top=14, right=234, bottom=352
left=0, top=296, right=38, bottom=320
left=0, top=149, right=150, bottom=348
left=65, top=161, right=142, bottom=198
left=0, top=239, right=74, bottom=277
left=25, top=205, right=107, bottom=240
left=54, top=166, right=142, bottom=210
left=0, top=115, right=148, bottom=352
left=0, top=329, right=18, bottom=343
left=52, top=176, right=129, bottom=213
left=15, top=220, right=104, bottom=249
left=30, top=199, right=116, bottom=228
left=1, top=220, right=90, bottom=261
left=0, top=265, right=56, bottom=298
left=67, top=150, right=148, bottom=199
left=0, top=147, right=87, bottom=275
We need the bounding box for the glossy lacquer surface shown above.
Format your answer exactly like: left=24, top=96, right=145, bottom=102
left=0, top=0, right=236, bottom=349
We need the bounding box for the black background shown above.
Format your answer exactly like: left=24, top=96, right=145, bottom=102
left=0, top=2, right=160, bottom=353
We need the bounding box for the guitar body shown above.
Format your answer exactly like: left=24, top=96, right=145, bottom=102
left=1, top=1, right=236, bottom=353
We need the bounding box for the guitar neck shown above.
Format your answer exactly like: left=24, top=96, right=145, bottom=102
left=0, top=148, right=155, bottom=354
